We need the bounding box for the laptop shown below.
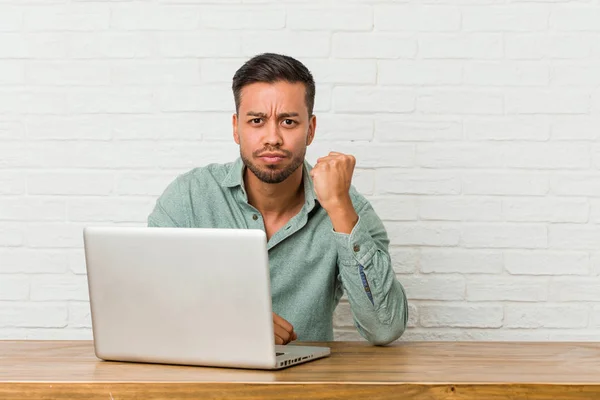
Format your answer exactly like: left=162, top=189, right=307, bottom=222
left=83, top=226, right=330, bottom=370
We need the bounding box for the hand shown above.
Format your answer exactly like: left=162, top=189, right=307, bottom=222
left=273, top=312, right=297, bottom=345
left=309, top=151, right=356, bottom=212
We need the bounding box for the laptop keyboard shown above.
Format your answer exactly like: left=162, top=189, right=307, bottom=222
left=276, top=352, right=284, bottom=356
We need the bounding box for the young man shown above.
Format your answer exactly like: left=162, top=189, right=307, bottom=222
left=148, top=53, right=408, bottom=346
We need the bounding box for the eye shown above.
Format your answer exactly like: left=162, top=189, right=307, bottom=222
left=249, top=118, right=263, bottom=124
left=282, top=119, right=297, bottom=126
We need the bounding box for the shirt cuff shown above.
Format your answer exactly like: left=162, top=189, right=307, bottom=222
left=333, top=215, right=378, bottom=267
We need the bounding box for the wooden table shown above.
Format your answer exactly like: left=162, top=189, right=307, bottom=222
left=1, top=341, right=599, bottom=399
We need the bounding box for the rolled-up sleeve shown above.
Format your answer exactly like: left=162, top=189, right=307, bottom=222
left=333, top=201, right=409, bottom=346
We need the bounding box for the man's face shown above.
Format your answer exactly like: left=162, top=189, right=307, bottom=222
left=233, top=81, right=316, bottom=184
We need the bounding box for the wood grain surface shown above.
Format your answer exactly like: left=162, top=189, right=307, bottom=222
left=1, top=340, right=599, bottom=399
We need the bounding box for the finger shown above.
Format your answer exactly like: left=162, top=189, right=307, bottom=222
left=292, top=332, right=298, bottom=341
left=274, top=334, right=284, bottom=345
left=274, top=325, right=292, bottom=345
left=273, top=313, right=294, bottom=335
left=329, top=151, right=344, bottom=156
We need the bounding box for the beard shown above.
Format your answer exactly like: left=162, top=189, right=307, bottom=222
left=241, top=146, right=306, bottom=184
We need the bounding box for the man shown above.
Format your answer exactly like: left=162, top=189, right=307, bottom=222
left=148, top=53, right=408, bottom=346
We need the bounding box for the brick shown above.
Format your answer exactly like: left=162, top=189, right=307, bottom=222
left=389, top=247, right=418, bottom=274
left=463, top=172, right=549, bottom=196
left=369, top=196, right=418, bottom=221
left=0, top=223, right=24, bottom=247
left=333, top=33, right=417, bottom=59
left=68, top=302, right=92, bottom=328
left=0, top=249, right=68, bottom=274
left=419, top=197, right=502, bottom=221
left=69, top=88, right=155, bottom=114
left=420, top=249, right=503, bottom=274
left=0, top=143, right=27, bottom=168
left=28, top=172, right=113, bottom=196
left=308, top=142, right=414, bottom=168
left=68, top=250, right=87, bottom=275
left=67, top=198, right=155, bottom=223
left=288, top=7, right=371, bottom=31
left=0, top=60, right=24, bottom=85
left=552, top=66, right=600, bottom=86
left=23, top=4, right=110, bottom=31
left=200, top=58, right=244, bottom=83
left=551, top=174, right=600, bottom=197
left=159, top=32, right=240, bottom=57
left=464, top=62, right=549, bottom=86
left=506, top=91, right=590, bottom=114
left=420, top=305, right=502, bottom=328
left=504, top=198, right=588, bottom=223
left=243, top=32, right=329, bottom=58
left=0, top=89, right=67, bottom=114
left=0, top=275, right=29, bottom=300
left=26, top=223, right=85, bottom=249
left=153, top=142, right=239, bottom=169
left=463, top=6, right=548, bottom=32
left=0, top=198, right=66, bottom=222
left=306, top=60, right=376, bottom=84
left=69, top=32, right=155, bottom=59
left=26, top=116, right=112, bottom=141
left=26, top=61, right=110, bottom=86
left=505, top=305, right=588, bottom=328
left=333, top=87, right=415, bottom=113
left=416, top=144, right=504, bottom=168
left=0, top=6, right=22, bottom=31
left=375, top=6, right=460, bottom=31
left=375, top=117, right=462, bottom=142
left=111, top=4, right=200, bottom=30
left=314, top=114, right=373, bottom=141
left=590, top=199, right=600, bottom=224
left=115, top=173, right=179, bottom=196
left=0, top=33, right=67, bottom=59
left=0, top=172, right=25, bottom=195
left=592, top=306, right=600, bottom=328
left=111, top=60, right=201, bottom=85
left=31, top=275, right=89, bottom=301
left=550, top=6, right=600, bottom=31
left=352, top=169, right=375, bottom=196
left=0, top=302, right=67, bottom=328
left=419, top=34, right=502, bottom=59
left=417, top=91, right=504, bottom=115
left=462, top=224, right=547, bottom=249
left=377, top=170, right=461, bottom=195
left=201, top=8, right=285, bottom=29
left=549, top=278, right=600, bottom=301
left=24, top=328, right=93, bottom=340
left=333, top=301, right=353, bottom=328
left=465, top=117, right=549, bottom=141
left=505, top=144, right=590, bottom=169
left=551, top=117, right=600, bottom=141
left=400, top=276, right=466, bottom=300
left=378, top=61, right=462, bottom=85
left=549, top=225, right=600, bottom=250
left=0, top=120, right=25, bottom=141
left=467, top=277, right=548, bottom=301
left=159, top=85, right=233, bottom=112
left=506, top=34, right=593, bottom=59
left=113, top=114, right=209, bottom=141
left=386, top=223, right=461, bottom=246
left=505, top=251, right=589, bottom=276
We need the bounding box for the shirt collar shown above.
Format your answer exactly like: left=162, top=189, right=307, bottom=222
left=221, top=157, right=318, bottom=211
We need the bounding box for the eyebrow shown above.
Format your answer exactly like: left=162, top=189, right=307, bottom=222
left=246, top=111, right=300, bottom=119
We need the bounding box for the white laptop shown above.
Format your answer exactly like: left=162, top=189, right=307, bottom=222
left=83, top=226, right=330, bottom=370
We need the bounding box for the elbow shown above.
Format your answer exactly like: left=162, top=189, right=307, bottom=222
left=368, top=319, right=407, bottom=346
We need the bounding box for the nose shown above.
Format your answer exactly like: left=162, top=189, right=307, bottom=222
left=263, top=120, right=283, bottom=147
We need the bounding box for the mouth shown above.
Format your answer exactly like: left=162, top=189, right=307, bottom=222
left=258, top=153, right=287, bottom=164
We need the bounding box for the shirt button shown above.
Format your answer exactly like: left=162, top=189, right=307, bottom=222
left=353, top=244, right=360, bottom=252
left=252, top=214, right=258, bottom=221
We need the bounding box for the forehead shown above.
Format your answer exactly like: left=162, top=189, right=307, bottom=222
left=238, top=81, right=307, bottom=113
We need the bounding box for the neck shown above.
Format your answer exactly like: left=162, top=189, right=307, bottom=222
left=244, top=165, right=305, bottom=217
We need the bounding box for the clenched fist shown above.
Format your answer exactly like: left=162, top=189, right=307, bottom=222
left=309, top=152, right=359, bottom=234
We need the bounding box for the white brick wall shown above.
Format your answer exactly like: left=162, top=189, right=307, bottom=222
left=1, top=0, right=599, bottom=342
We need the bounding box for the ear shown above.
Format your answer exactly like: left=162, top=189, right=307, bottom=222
left=306, top=114, right=316, bottom=146
left=232, top=113, right=240, bottom=145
